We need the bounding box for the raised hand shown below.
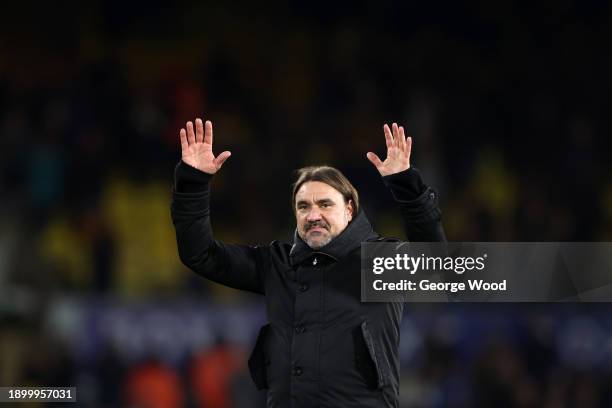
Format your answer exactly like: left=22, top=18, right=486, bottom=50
left=179, top=118, right=231, bottom=175
left=366, top=123, right=412, bottom=177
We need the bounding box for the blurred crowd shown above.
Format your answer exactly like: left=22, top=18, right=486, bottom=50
left=1, top=0, right=612, bottom=407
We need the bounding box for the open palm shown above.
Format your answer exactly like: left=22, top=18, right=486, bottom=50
left=367, top=123, right=412, bottom=177
left=179, top=118, right=231, bottom=175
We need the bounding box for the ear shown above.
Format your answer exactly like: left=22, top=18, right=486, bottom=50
left=346, top=199, right=354, bottom=221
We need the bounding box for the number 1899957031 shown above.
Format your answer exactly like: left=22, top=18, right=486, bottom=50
left=0, top=387, right=76, bottom=402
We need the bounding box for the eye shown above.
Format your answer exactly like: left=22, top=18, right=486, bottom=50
left=321, top=203, right=329, bottom=208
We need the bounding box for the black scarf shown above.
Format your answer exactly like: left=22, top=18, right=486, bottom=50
left=289, top=210, right=379, bottom=266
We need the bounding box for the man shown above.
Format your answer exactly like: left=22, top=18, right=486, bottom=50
left=171, top=118, right=446, bottom=407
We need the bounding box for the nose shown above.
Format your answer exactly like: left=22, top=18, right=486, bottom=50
left=306, top=207, right=322, bottom=222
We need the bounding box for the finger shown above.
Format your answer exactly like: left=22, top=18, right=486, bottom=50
left=399, top=126, right=406, bottom=152
left=179, top=128, right=188, bottom=151
left=406, top=136, right=413, bottom=161
left=195, top=118, right=204, bottom=143
left=383, top=124, right=393, bottom=150
left=392, top=123, right=399, bottom=147
left=366, top=152, right=383, bottom=168
left=214, top=150, right=231, bottom=168
left=204, top=120, right=213, bottom=145
left=186, top=121, right=196, bottom=145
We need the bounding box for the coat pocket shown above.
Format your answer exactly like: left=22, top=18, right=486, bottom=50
left=248, top=324, right=270, bottom=390
left=357, top=321, right=389, bottom=389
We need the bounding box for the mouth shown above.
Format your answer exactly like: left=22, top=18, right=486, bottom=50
left=306, top=222, right=329, bottom=234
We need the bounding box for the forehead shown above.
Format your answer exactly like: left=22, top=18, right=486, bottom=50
left=295, top=181, right=344, bottom=202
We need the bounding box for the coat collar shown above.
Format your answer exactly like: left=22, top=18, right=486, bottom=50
left=289, top=209, right=378, bottom=266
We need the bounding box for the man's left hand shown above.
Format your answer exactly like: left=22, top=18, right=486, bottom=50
left=367, top=123, right=412, bottom=176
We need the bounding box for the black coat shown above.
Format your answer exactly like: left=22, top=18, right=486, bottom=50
left=171, top=161, right=446, bottom=407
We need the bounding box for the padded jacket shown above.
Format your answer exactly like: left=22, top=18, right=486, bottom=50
left=171, top=161, right=446, bottom=407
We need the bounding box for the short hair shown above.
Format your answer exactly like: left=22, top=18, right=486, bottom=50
left=292, top=166, right=359, bottom=214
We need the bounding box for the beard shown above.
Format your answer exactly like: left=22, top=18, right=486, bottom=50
left=305, top=233, right=332, bottom=249
left=301, top=220, right=333, bottom=249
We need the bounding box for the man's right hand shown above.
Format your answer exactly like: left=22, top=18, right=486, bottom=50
left=180, top=118, right=231, bottom=175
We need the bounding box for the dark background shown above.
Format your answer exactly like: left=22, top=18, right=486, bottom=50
left=1, top=0, right=611, bottom=407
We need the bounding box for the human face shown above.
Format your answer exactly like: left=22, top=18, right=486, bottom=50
left=295, top=181, right=354, bottom=249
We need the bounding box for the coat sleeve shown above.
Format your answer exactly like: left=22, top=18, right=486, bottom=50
left=382, top=168, right=447, bottom=242
left=171, top=161, right=266, bottom=294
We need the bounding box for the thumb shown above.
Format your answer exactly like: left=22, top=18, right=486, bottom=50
left=214, top=151, right=232, bottom=168
left=366, top=152, right=383, bottom=168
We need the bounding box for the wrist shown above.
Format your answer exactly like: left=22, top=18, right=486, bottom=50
left=382, top=167, right=426, bottom=200
left=174, top=160, right=214, bottom=193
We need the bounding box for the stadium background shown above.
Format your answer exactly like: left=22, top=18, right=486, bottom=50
left=1, top=0, right=612, bottom=406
